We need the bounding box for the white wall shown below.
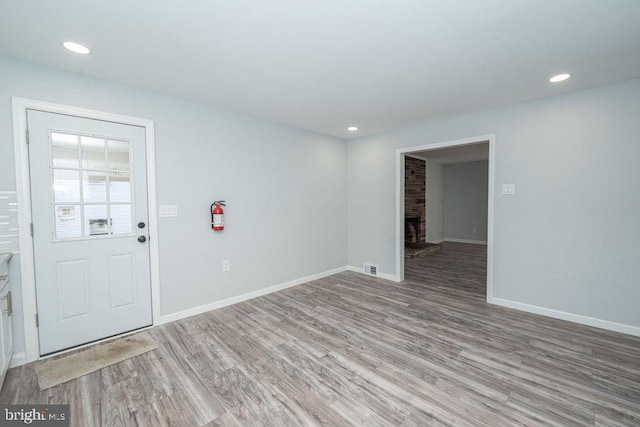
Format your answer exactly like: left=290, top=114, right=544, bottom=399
left=425, top=160, right=444, bottom=243
left=0, top=56, right=348, bottom=356
left=347, top=79, right=640, bottom=330
left=444, top=160, right=488, bottom=242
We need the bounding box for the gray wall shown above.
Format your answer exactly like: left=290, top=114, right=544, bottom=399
left=3, top=54, right=640, bottom=352
left=347, top=78, right=640, bottom=328
left=425, top=160, right=444, bottom=243
left=0, top=56, right=348, bottom=355
left=444, top=160, right=488, bottom=242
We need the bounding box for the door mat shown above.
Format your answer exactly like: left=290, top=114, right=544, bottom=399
left=35, top=332, right=158, bottom=390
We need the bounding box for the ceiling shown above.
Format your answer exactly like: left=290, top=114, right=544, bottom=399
left=1, top=1, right=639, bottom=140
left=410, top=142, right=489, bottom=164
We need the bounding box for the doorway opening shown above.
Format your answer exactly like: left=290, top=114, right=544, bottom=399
left=395, top=135, right=494, bottom=301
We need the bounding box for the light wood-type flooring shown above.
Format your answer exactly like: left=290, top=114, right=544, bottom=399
left=2, top=242, right=640, bottom=426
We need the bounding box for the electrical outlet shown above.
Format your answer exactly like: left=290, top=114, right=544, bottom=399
left=222, top=260, right=230, bottom=272
left=472, top=228, right=477, bottom=234
left=502, top=184, right=515, bottom=195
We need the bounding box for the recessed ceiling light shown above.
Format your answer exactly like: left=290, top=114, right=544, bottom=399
left=62, top=41, right=91, bottom=55
left=347, top=126, right=358, bottom=132
left=549, top=73, right=571, bottom=83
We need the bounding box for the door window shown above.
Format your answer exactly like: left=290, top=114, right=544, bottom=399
left=50, top=131, right=135, bottom=240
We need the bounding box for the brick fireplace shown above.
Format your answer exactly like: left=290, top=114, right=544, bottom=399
left=404, top=156, right=426, bottom=245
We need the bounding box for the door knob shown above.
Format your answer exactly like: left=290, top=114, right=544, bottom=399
left=138, top=235, right=147, bottom=243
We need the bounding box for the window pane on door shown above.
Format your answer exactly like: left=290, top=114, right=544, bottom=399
left=83, top=172, right=107, bottom=203
left=51, top=133, right=79, bottom=169
left=84, top=205, right=109, bottom=236
left=53, top=169, right=81, bottom=203
left=110, top=205, right=133, bottom=235
left=109, top=173, right=132, bottom=203
left=81, top=136, right=106, bottom=170
left=108, top=140, right=130, bottom=172
left=55, top=205, right=82, bottom=239
left=48, top=131, right=137, bottom=242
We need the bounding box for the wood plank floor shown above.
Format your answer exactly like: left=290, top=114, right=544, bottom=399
left=2, top=242, right=640, bottom=426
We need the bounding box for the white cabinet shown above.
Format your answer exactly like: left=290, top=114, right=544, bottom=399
left=0, top=257, right=13, bottom=389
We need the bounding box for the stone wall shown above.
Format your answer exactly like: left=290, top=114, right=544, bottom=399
left=404, top=156, right=426, bottom=244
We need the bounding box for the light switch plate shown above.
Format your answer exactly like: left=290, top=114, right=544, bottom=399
left=502, top=184, right=515, bottom=195
left=159, top=205, right=178, bottom=217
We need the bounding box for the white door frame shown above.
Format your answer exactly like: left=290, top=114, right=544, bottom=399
left=12, top=97, right=161, bottom=363
left=395, top=134, right=495, bottom=301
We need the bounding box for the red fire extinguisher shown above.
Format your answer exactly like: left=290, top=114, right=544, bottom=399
left=211, top=201, right=226, bottom=231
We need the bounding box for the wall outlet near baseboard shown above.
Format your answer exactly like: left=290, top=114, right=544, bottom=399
left=222, top=260, right=230, bottom=272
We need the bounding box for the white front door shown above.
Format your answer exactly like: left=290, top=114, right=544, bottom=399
left=27, top=110, right=152, bottom=355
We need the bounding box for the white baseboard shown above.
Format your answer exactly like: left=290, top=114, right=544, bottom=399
left=445, top=238, right=487, bottom=245
left=488, top=297, right=640, bottom=337
left=9, top=351, right=26, bottom=368
left=426, top=239, right=445, bottom=244
left=158, top=266, right=348, bottom=324
left=345, top=265, right=400, bottom=282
